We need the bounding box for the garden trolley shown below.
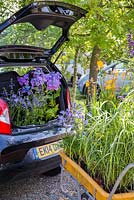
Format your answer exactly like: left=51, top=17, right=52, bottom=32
left=60, top=151, right=134, bottom=200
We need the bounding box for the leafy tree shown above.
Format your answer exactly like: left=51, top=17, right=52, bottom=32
left=63, top=0, right=134, bottom=104
left=0, top=0, right=134, bottom=104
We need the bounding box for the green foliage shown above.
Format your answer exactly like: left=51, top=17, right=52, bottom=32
left=65, top=0, right=134, bottom=61
left=2, top=67, right=61, bottom=126
left=1, top=0, right=134, bottom=65
left=63, top=92, right=134, bottom=192
left=9, top=86, right=60, bottom=126
left=1, top=0, right=134, bottom=102
left=0, top=23, right=62, bottom=49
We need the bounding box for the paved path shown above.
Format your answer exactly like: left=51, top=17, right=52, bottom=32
left=0, top=174, right=71, bottom=200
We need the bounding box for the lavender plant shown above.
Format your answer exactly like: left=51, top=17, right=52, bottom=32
left=5, top=68, right=62, bottom=126
left=58, top=103, right=86, bottom=129
left=127, top=33, right=134, bottom=58
left=59, top=103, right=88, bottom=160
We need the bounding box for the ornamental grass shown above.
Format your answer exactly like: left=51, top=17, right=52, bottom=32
left=62, top=91, right=134, bottom=193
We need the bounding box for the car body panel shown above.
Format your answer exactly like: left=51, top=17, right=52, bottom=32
left=0, top=1, right=87, bottom=32
left=0, top=45, right=46, bottom=61
left=78, top=74, right=89, bottom=93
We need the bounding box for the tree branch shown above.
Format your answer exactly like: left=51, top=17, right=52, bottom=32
left=71, top=33, right=90, bottom=37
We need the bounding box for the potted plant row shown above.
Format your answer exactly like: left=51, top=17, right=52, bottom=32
left=59, top=93, right=134, bottom=200
left=3, top=68, right=61, bottom=126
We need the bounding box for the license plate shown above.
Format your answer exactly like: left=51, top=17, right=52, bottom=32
left=35, top=141, right=62, bottom=159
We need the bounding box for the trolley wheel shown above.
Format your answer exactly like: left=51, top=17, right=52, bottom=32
left=81, top=193, right=89, bottom=200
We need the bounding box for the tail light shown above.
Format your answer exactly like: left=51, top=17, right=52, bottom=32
left=0, top=99, right=11, bottom=135
left=66, top=88, right=71, bottom=110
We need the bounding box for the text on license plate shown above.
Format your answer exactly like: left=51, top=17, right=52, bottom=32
left=36, top=141, right=62, bottom=159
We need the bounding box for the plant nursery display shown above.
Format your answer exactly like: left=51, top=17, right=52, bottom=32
left=3, top=68, right=62, bottom=126
left=60, top=92, right=134, bottom=200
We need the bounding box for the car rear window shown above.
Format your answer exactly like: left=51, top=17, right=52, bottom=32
left=0, top=23, right=62, bottom=49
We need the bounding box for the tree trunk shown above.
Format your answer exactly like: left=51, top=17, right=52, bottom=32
left=72, top=47, right=79, bottom=103
left=88, top=45, right=101, bottom=105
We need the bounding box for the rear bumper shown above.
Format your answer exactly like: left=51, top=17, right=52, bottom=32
left=0, top=125, right=72, bottom=182
left=0, top=125, right=69, bottom=163
left=0, top=146, right=61, bottom=182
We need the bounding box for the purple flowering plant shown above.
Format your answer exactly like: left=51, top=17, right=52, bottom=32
left=58, top=103, right=88, bottom=161
left=58, top=103, right=87, bottom=130
left=6, top=68, right=62, bottom=126
left=127, top=33, right=134, bottom=58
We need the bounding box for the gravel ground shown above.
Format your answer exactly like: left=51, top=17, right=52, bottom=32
left=0, top=174, right=71, bottom=200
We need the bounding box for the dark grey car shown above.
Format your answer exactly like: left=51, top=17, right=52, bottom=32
left=0, top=1, right=87, bottom=181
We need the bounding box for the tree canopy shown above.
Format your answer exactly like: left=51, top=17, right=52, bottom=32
left=0, top=0, right=134, bottom=101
